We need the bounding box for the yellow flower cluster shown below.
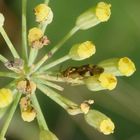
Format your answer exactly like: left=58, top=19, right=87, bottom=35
left=69, top=41, right=96, bottom=60
left=0, top=88, right=13, bottom=108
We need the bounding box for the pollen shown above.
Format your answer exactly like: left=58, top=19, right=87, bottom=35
left=95, top=2, right=111, bottom=22
left=0, top=88, right=13, bottom=108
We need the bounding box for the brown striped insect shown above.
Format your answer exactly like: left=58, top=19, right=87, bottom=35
left=62, top=64, right=104, bottom=79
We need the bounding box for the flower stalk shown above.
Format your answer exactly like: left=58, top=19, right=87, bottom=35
left=0, top=27, right=19, bottom=58
left=49, top=26, right=79, bottom=55
left=0, top=55, right=8, bottom=63
left=31, top=93, right=49, bottom=131
left=40, top=55, right=70, bottom=72
left=0, top=92, right=21, bottom=139
left=22, top=0, right=28, bottom=62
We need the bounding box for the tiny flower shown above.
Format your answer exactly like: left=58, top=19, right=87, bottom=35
left=0, top=13, right=5, bottom=27
left=85, top=109, right=115, bottom=135
left=21, top=109, right=36, bottom=122
left=28, top=27, right=43, bottom=45
left=40, top=130, right=59, bottom=140
left=118, top=57, right=136, bottom=77
left=34, top=4, right=53, bottom=24
left=99, top=73, right=117, bottom=90
left=17, top=80, right=37, bottom=94
left=99, top=118, right=115, bottom=135
left=69, top=41, right=96, bottom=61
left=76, top=2, right=111, bottom=30
left=0, top=88, right=13, bottom=108
left=84, top=75, right=104, bottom=91
left=95, top=2, right=111, bottom=22
left=99, top=57, right=136, bottom=77
left=84, top=73, right=117, bottom=91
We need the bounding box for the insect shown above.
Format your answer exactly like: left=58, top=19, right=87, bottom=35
left=62, top=64, right=104, bottom=79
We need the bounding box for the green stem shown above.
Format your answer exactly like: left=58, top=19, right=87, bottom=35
left=31, top=94, right=49, bottom=131
left=28, top=0, right=50, bottom=67
left=29, top=54, right=48, bottom=75
left=28, top=48, right=38, bottom=66
left=49, top=26, right=79, bottom=55
left=34, top=78, right=64, bottom=91
left=0, top=27, right=20, bottom=58
left=40, top=55, right=70, bottom=72
left=44, top=0, right=50, bottom=4
left=34, top=73, right=84, bottom=85
left=22, top=0, right=28, bottom=62
left=37, top=84, right=82, bottom=114
left=0, top=55, right=8, bottom=63
left=0, top=93, right=21, bottom=139
left=0, top=72, right=18, bottom=79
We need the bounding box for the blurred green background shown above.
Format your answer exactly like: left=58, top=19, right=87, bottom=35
left=0, top=0, right=140, bottom=140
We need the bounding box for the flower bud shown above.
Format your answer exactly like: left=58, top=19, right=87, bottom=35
left=28, top=27, right=43, bottom=45
left=118, top=57, right=136, bottom=77
left=0, top=13, right=5, bottom=27
left=99, top=57, right=136, bottom=77
left=84, top=75, right=104, bottom=91
left=34, top=4, right=53, bottom=24
left=40, top=130, right=59, bottom=140
left=0, top=88, right=13, bottom=108
left=21, top=109, right=36, bottom=122
left=76, top=2, right=111, bottom=30
left=17, top=80, right=36, bottom=94
left=69, top=41, right=96, bottom=61
left=98, top=73, right=117, bottom=90
left=85, top=109, right=115, bottom=135
left=84, top=73, right=117, bottom=91
left=95, top=2, right=111, bottom=22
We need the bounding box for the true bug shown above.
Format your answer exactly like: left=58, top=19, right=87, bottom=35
left=62, top=64, right=104, bottom=79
